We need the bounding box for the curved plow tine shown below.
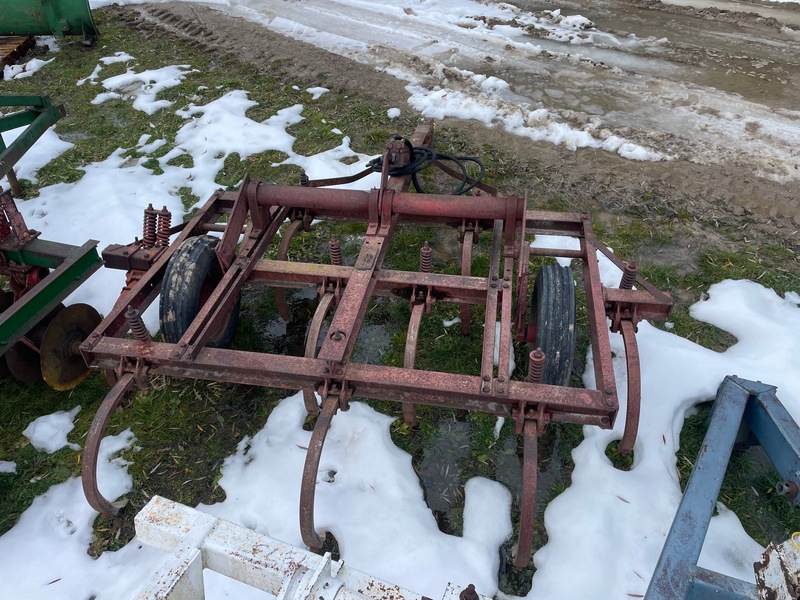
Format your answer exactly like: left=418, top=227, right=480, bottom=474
left=618, top=320, right=641, bottom=455
left=82, top=373, right=136, bottom=516
left=276, top=219, right=305, bottom=322
left=460, top=229, right=473, bottom=335
left=300, top=392, right=339, bottom=550
left=513, top=419, right=539, bottom=568
left=401, top=301, right=425, bottom=427
left=302, top=292, right=336, bottom=415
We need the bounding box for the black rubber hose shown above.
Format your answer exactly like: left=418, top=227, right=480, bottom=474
left=369, top=137, right=485, bottom=195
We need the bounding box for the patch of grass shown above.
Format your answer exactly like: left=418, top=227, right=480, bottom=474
left=604, top=440, right=634, bottom=471
left=0, top=372, right=109, bottom=533
left=689, top=248, right=799, bottom=297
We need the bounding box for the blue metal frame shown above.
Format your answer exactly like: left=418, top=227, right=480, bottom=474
left=645, top=376, right=800, bottom=600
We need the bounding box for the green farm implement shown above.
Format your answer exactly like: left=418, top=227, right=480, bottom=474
left=0, top=95, right=101, bottom=389
left=0, top=0, right=98, bottom=46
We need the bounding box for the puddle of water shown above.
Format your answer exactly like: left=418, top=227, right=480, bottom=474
left=244, top=287, right=394, bottom=364
left=418, top=414, right=570, bottom=532
left=661, top=0, right=800, bottom=27
left=508, top=0, right=800, bottom=106
left=250, top=287, right=318, bottom=356
left=352, top=323, right=393, bottom=364
left=419, top=419, right=473, bottom=514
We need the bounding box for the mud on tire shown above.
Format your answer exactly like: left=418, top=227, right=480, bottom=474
left=530, top=263, right=576, bottom=387
left=159, top=235, right=240, bottom=347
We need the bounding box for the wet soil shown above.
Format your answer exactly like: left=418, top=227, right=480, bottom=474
left=107, top=1, right=800, bottom=253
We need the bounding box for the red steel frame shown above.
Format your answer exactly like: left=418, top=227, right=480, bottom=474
left=80, top=121, right=672, bottom=568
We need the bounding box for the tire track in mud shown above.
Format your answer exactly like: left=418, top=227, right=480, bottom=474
left=103, top=2, right=800, bottom=249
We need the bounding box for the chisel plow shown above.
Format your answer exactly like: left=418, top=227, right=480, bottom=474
left=80, top=120, right=672, bottom=567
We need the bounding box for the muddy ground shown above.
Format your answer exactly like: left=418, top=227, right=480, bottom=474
left=108, top=0, right=800, bottom=260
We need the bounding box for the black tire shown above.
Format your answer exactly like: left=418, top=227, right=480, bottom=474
left=530, top=263, right=576, bottom=386
left=159, top=235, right=240, bottom=347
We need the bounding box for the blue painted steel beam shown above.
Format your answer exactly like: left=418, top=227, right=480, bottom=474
left=744, top=387, right=800, bottom=489
left=687, top=567, right=757, bottom=600
left=645, top=376, right=777, bottom=600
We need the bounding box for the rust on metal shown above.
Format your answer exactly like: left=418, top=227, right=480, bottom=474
left=459, top=584, right=479, bottom=600
left=618, top=320, right=641, bottom=455
left=300, top=392, right=340, bottom=549
left=513, top=419, right=539, bottom=568
left=401, top=301, right=425, bottom=427
left=302, top=291, right=335, bottom=415
left=79, top=120, right=672, bottom=567
left=82, top=373, right=137, bottom=515
left=0, top=36, right=34, bottom=76
left=526, top=348, right=545, bottom=384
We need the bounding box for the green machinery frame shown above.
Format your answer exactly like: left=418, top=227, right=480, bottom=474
left=0, top=0, right=99, bottom=46
left=0, top=95, right=101, bottom=358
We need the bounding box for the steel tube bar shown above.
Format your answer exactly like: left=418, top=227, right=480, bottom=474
left=645, top=376, right=754, bottom=600
left=495, top=263, right=513, bottom=394
left=527, top=247, right=584, bottom=260
left=689, top=568, right=757, bottom=600
left=215, top=183, right=250, bottom=270
left=479, top=221, right=504, bottom=391
left=246, top=183, right=525, bottom=224
left=495, top=206, right=517, bottom=395
left=391, top=194, right=524, bottom=222
left=579, top=219, right=618, bottom=419
left=743, top=387, right=800, bottom=484
left=248, top=182, right=370, bottom=215
left=745, top=388, right=800, bottom=492
left=316, top=187, right=399, bottom=365
left=460, top=229, right=473, bottom=335
left=249, top=261, right=490, bottom=304
left=83, top=337, right=608, bottom=419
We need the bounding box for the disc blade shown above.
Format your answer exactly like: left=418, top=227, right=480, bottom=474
left=6, top=339, right=42, bottom=384
left=41, top=303, right=101, bottom=391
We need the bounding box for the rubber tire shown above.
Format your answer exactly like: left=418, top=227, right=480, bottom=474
left=159, top=235, right=240, bottom=347
left=530, top=263, right=576, bottom=386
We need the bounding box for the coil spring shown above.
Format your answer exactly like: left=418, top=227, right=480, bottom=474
left=329, top=237, right=342, bottom=266
left=156, top=207, right=172, bottom=247
left=419, top=241, right=432, bottom=273
left=125, top=305, right=150, bottom=342
left=526, top=348, right=545, bottom=383
left=620, top=262, right=638, bottom=290
left=142, top=204, right=157, bottom=248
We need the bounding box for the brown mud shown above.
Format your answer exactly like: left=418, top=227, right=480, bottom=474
left=106, top=1, right=800, bottom=257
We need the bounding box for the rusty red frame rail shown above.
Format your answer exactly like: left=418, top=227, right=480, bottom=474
left=80, top=121, right=672, bottom=568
